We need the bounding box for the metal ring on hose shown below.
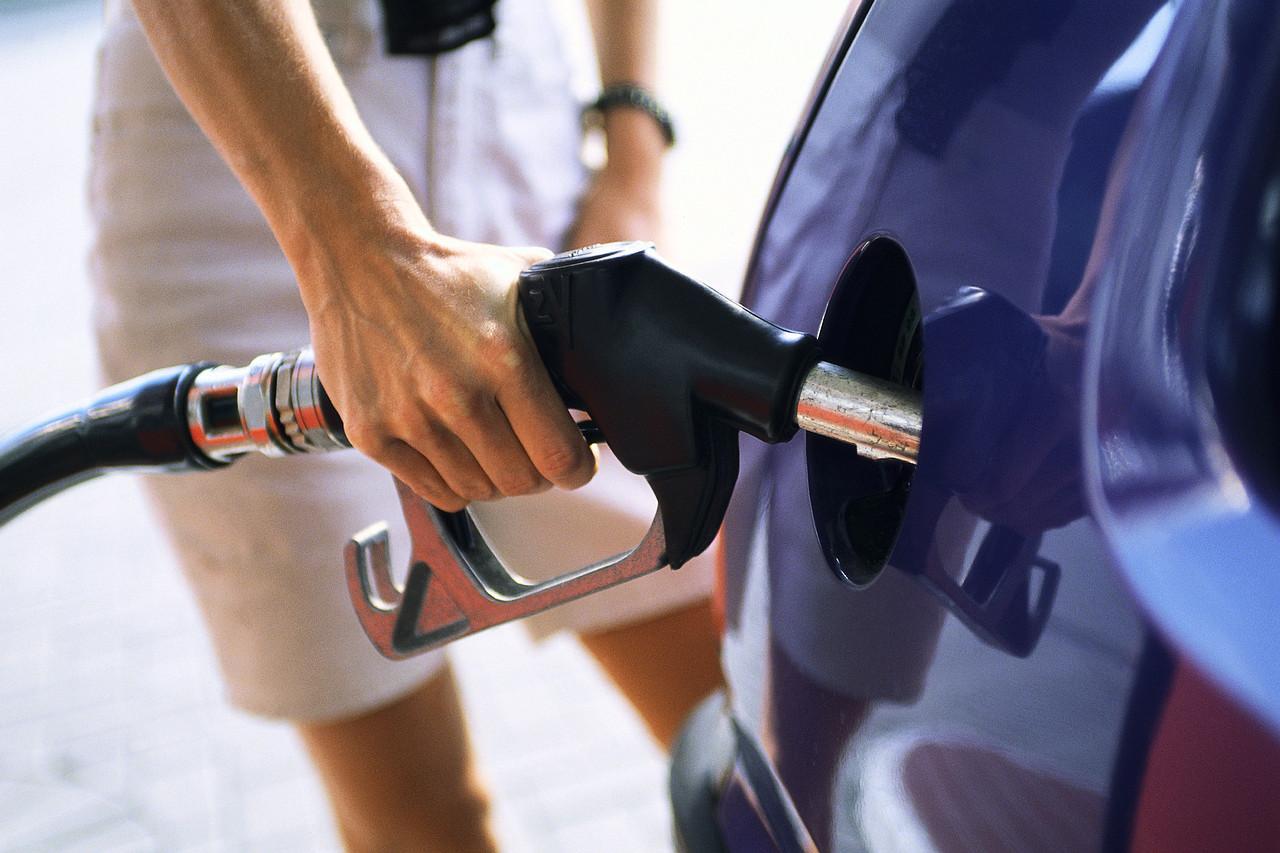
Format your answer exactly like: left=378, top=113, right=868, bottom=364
left=280, top=348, right=348, bottom=454
left=187, top=348, right=347, bottom=461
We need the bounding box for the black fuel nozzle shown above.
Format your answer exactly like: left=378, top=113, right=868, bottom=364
left=517, top=242, right=821, bottom=568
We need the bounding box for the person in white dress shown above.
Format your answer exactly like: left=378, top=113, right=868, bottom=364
left=90, top=1, right=722, bottom=848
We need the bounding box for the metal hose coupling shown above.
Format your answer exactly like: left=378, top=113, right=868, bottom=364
left=186, top=348, right=349, bottom=462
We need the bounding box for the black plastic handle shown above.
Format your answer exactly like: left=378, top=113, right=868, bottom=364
left=517, top=242, right=819, bottom=568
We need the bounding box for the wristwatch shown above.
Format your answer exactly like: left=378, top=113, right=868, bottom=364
left=582, top=82, right=677, bottom=148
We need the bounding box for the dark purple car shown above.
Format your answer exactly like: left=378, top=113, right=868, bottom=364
left=671, top=1, right=1280, bottom=850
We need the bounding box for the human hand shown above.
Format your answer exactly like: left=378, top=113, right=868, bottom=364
left=302, top=224, right=596, bottom=512
left=568, top=103, right=666, bottom=248
left=567, top=161, right=663, bottom=249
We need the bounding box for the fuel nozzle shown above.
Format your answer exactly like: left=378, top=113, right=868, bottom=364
left=344, top=242, right=924, bottom=660
left=517, top=241, right=921, bottom=568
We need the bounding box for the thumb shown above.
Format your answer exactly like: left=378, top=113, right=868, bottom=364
left=513, top=245, right=555, bottom=266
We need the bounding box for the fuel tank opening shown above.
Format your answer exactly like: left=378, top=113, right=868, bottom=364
left=808, top=236, right=922, bottom=587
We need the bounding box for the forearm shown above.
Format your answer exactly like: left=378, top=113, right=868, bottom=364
left=583, top=0, right=665, bottom=178
left=584, top=0, right=655, bottom=87
left=129, top=1, right=427, bottom=295
left=128, top=1, right=594, bottom=506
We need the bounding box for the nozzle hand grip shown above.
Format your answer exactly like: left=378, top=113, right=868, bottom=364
left=517, top=242, right=819, bottom=567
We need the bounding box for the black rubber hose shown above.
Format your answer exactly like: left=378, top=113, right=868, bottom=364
left=0, top=362, right=224, bottom=527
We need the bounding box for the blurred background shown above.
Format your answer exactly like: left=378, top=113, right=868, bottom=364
left=0, top=0, right=846, bottom=849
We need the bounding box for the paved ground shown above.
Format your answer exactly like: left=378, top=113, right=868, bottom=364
left=0, top=1, right=845, bottom=849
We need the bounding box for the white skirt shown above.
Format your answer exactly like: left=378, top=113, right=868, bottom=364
left=89, top=0, right=714, bottom=721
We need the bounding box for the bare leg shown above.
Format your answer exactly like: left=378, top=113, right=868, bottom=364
left=579, top=597, right=724, bottom=749
left=297, top=664, right=497, bottom=853
left=298, top=599, right=720, bottom=848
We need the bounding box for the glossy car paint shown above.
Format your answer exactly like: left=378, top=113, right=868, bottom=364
left=712, top=0, right=1280, bottom=849
left=1084, top=0, right=1280, bottom=738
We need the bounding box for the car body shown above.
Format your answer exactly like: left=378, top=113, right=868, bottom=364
left=672, top=1, right=1280, bottom=849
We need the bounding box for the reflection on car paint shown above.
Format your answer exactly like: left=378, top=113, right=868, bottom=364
left=720, top=0, right=1178, bottom=848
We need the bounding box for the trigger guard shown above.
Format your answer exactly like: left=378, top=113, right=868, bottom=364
left=345, top=479, right=670, bottom=660
left=644, top=420, right=739, bottom=569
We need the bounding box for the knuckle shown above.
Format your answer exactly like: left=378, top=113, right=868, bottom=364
left=429, top=380, right=483, bottom=425
left=489, top=348, right=539, bottom=393
left=406, top=417, right=448, bottom=448
left=476, top=325, right=524, bottom=381
left=457, top=480, right=499, bottom=502
left=405, top=472, right=464, bottom=511
left=403, top=465, right=450, bottom=505
left=538, top=442, right=587, bottom=483
left=495, top=469, right=543, bottom=497
left=404, top=421, right=464, bottom=464
left=342, top=419, right=390, bottom=454
left=424, top=490, right=468, bottom=513
left=483, top=330, right=524, bottom=374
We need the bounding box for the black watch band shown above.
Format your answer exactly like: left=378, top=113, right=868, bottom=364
left=583, top=83, right=677, bottom=148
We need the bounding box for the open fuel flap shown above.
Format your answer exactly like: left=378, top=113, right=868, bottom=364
left=809, top=236, right=1059, bottom=657
left=808, top=236, right=923, bottom=588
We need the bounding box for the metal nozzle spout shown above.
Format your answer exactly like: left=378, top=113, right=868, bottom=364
left=794, top=360, right=921, bottom=464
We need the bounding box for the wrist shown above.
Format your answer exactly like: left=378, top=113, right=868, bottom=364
left=273, top=153, right=438, bottom=288
left=599, top=109, right=666, bottom=182
left=287, top=186, right=448, bottom=315
left=585, top=82, right=675, bottom=146
left=584, top=82, right=674, bottom=181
